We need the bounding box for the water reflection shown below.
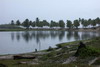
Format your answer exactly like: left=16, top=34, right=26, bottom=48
left=1, top=31, right=100, bottom=55
left=11, top=33, right=14, bottom=41
left=11, top=31, right=100, bottom=44
left=67, top=31, right=74, bottom=40
left=16, top=32, right=20, bottom=41
left=59, top=31, right=65, bottom=41
left=73, top=31, right=80, bottom=41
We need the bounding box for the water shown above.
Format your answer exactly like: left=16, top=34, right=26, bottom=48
left=0, top=31, right=100, bottom=55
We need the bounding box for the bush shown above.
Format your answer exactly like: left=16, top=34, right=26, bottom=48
left=47, top=46, right=54, bottom=51
left=78, top=46, right=100, bottom=58
left=56, top=44, right=62, bottom=48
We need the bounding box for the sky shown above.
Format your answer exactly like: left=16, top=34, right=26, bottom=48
left=0, top=0, right=100, bottom=24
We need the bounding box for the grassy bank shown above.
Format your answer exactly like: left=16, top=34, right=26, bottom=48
left=0, top=37, right=100, bottom=67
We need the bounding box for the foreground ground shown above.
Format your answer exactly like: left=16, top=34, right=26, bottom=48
left=0, top=37, right=100, bottom=67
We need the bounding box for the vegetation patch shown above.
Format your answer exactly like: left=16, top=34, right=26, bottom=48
left=77, top=46, right=100, bottom=58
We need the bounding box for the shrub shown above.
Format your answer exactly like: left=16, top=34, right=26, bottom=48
left=56, top=44, right=62, bottom=48
left=47, top=46, right=54, bottom=51
left=78, top=46, right=100, bottom=58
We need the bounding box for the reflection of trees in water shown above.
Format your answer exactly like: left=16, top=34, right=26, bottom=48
left=16, top=32, right=20, bottom=41
left=66, top=31, right=73, bottom=40
left=11, top=31, right=65, bottom=43
left=73, top=31, right=80, bottom=41
left=59, top=31, right=65, bottom=41
left=75, top=31, right=100, bottom=40
left=22, top=32, right=31, bottom=42
left=11, top=31, right=100, bottom=44
left=50, top=31, right=65, bottom=41
left=50, top=31, right=58, bottom=39
left=11, top=33, right=14, bottom=41
left=81, top=32, right=91, bottom=40
left=92, top=32, right=98, bottom=38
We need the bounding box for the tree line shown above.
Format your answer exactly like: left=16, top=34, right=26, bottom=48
left=10, top=17, right=100, bottom=29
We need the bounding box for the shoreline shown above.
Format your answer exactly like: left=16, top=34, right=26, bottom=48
left=0, top=27, right=100, bottom=32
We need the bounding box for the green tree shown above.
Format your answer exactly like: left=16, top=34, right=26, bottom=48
left=11, top=20, right=15, bottom=25
left=79, top=18, right=81, bottom=22
left=81, top=18, right=89, bottom=28
left=66, top=20, right=72, bottom=29
left=36, top=17, right=40, bottom=27
left=58, top=20, right=65, bottom=28
left=54, top=21, right=59, bottom=27
left=88, top=19, right=92, bottom=28
left=39, top=21, right=44, bottom=27
left=83, top=20, right=89, bottom=28
left=29, top=21, right=32, bottom=26
left=31, top=21, right=36, bottom=27
left=22, top=19, right=30, bottom=29
left=81, top=18, right=84, bottom=28
left=50, top=20, right=58, bottom=28
left=43, top=20, right=49, bottom=26
left=91, top=19, right=96, bottom=28
left=95, top=17, right=100, bottom=26
left=73, top=20, right=80, bottom=28
left=16, top=20, right=20, bottom=26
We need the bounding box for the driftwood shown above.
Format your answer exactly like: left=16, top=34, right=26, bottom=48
left=13, top=55, right=36, bottom=60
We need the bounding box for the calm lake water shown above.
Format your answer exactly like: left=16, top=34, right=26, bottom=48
left=0, top=31, right=100, bottom=55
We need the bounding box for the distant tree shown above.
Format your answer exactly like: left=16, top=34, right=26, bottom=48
left=38, top=21, right=44, bottom=27
left=88, top=19, right=92, bottom=28
left=79, top=18, right=81, bottom=22
left=95, top=17, right=100, bottom=26
left=73, top=20, right=80, bottom=28
left=55, top=22, right=59, bottom=27
left=31, top=21, right=36, bottom=27
left=50, top=20, right=58, bottom=28
left=50, top=20, right=53, bottom=27
left=81, top=18, right=89, bottom=28
left=83, top=20, right=89, bottom=28
left=91, top=19, right=96, bottom=28
left=29, top=21, right=32, bottom=26
left=11, top=20, right=15, bottom=25
left=81, top=18, right=84, bottom=28
left=43, top=20, right=49, bottom=26
left=66, top=20, right=72, bottom=29
left=58, top=20, right=65, bottom=28
left=16, top=20, right=20, bottom=26
left=36, top=17, right=40, bottom=27
left=22, top=19, right=30, bottom=29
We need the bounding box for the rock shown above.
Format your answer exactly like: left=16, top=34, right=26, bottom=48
left=13, top=55, right=36, bottom=60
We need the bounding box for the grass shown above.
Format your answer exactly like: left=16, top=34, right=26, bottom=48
left=77, top=46, right=100, bottom=58
left=0, top=60, right=93, bottom=67
left=0, top=59, right=33, bottom=67
left=56, top=41, right=79, bottom=48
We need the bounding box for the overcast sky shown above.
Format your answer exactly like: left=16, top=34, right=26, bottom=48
left=0, top=0, right=100, bottom=24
